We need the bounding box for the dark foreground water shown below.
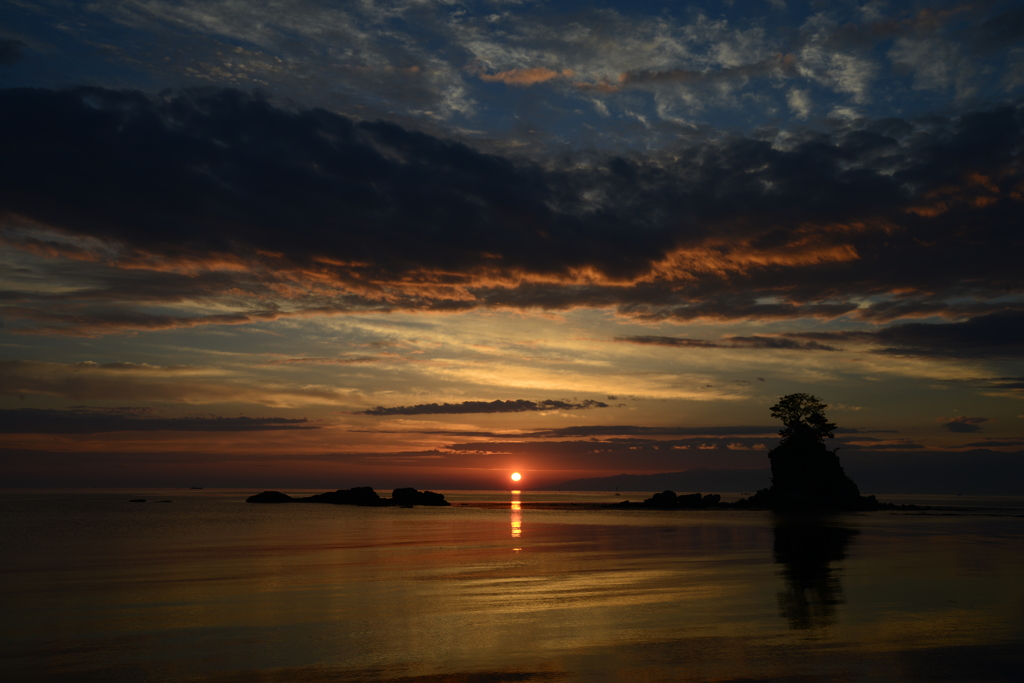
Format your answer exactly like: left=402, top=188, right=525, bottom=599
left=2, top=490, right=1022, bottom=683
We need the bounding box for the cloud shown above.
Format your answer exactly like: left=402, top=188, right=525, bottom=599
left=975, top=377, right=1024, bottom=399
left=15, top=0, right=1024, bottom=150
left=478, top=68, right=570, bottom=86
left=889, top=34, right=974, bottom=99
left=440, top=436, right=776, bottom=454
left=834, top=437, right=924, bottom=450
left=870, top=312, right=1024, bottom=359
left=615, top=336, right=719, bottom=348
left=1, top=87, right=1023, bottom=335
left=616, top=53, right=798, bottom=89
left=970, top=7, right=1024, bottom=50
left=0, top=360, right=362, bottom=408
left=938, top=416, right=994, bottom=433
left=952, top=439, right=1024, bottom=448
left=0, top=40, right=25, bottom=67
left=523, top=425, right=779, bottom=438
left=787, top=311, right=1024, bottom=359
left=798, top=39, right=876, bottom=103
left=616, top=335, right=838, bottom=351
left=787, top=88, right=812, bottom=118
left=359, top=398, right=609, bottom=416
left=355, top=424, right=882, bottom=438
left=0, top=407, right=314, bottom=434
left=0, top=304, right=286, bottom=337
left=268, top=357, right=383, bottom=365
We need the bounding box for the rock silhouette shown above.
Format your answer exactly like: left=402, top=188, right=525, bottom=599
left=773, top=522, right=858, bottom=629
left=246, top=490, right=294, bottom=503
left=742, top=394, right=879, bottom=511
left=300, top=486, right=388, bottom=506
left=641, top=490, right=722, bottom=509
left=391, top=487, right=449, bottom=506
left=246, top=487, right=450, bottom=506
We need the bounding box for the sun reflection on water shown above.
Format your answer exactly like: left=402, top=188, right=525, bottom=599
left=510, top=490, right=522, bottom=538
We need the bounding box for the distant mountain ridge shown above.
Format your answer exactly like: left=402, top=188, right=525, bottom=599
left=546, top=450, right=1024, bottom=495
left=547, top=468, right=771, bottom=493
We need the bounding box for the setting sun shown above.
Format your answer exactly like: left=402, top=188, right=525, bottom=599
left=510, top=472, right=522, bottom=482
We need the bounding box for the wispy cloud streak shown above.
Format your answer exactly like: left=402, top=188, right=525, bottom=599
left=359, top=399, right=609, bottom=416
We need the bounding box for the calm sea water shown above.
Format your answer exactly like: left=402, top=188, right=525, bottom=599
left=2, top=489, right=1022, bottom=682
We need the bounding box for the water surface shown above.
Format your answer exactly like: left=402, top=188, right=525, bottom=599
left=2, top=489, right=1022, bottom=682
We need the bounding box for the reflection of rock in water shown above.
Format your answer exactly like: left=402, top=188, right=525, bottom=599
left=773, top=523, right=857, bottom=630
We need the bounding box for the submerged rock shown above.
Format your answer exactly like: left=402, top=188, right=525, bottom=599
left=246, top=490, right=294, bottom=503
left=391, top=487, right=450, bottom=506
left=643, top=490, right=678, bottom=508
left=299, top=486, right=387, bottom=506
left=246, top=486, right=450, bottom=507
left=641, top=490, right=722, bottom=509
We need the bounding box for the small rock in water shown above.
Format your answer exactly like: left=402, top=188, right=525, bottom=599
left=246, top=491, right=294, bottom=503
left=391, top=488, right=450, bottom=507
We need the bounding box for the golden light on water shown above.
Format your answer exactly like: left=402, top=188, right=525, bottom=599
left=511, top=472, right=522, bottom=482
left=511, top=490, right=522, bottom=538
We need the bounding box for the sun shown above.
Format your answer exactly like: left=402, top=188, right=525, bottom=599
left=510, top=472, right=522, bottom=482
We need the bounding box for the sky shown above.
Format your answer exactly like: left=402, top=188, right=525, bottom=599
left=1, top=0, right=1023, bottom=491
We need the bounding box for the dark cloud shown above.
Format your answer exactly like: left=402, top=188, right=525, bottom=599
left=442, top=437, right=774, bottom=454
left=953, top=440, right=1024, bottom=448
left=971, top=7, right=1024, bottom=50
left=938, top=416, right=994, bottom=433
left=269, top=357, right=382, bottom=365
left=615, top=336, right=719, bottom=348
left=835, top=440, right=925, bottom=450
left=0, top=407, right=314, bottom=434
left=871, top=312, right=1024, bottom=359
left=617, top=335, right=838, bottom=351
left=614, top=300, right=861, bottom=324
left=786, top=311, right=1024, bottom=359
left=0, top=304, right=284, bottom=337
left=725, top=336, right=838, bottom=351
left=973, top=377, right=1024, bottom=397
left=1, top=87, right=1022, bottom=335
left=616, top=54, right=798, bottom=88
left=0, top=40, right=24, bottom=67
left=0, top=359, right=358, bottom=405
left=353, top=424, right=883, bottom=438
left=359, top=398, right=609, bottom=416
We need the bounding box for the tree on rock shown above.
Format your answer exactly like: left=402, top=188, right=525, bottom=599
left=770, top=393, right=836, bottom=441
left=747, top=394, right=877, bottom=511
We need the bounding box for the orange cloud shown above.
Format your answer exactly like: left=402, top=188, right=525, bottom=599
left=478, top=67, right=571, bottom=87
left=905, top=168, right=1021, bottom=217
left=645, top=233, right=862, bottom=283
left=574, top=78, right=621, bottom=93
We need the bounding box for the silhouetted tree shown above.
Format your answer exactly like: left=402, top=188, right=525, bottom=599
left=770, top=393, right=836, bottom=441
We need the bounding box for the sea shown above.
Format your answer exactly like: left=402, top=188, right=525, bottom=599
left=2, top=489, right=1023, bottom=682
